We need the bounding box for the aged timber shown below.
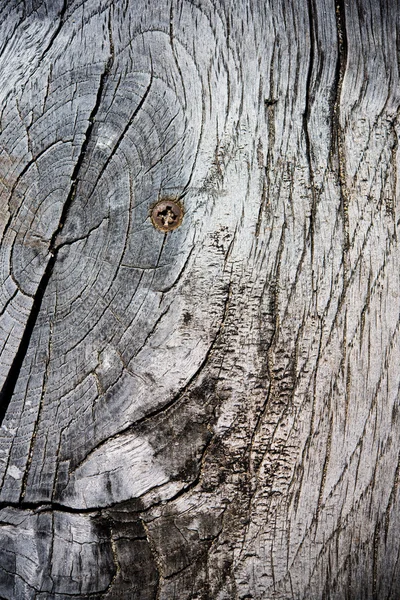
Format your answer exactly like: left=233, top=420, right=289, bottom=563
left=0, top=0, right=399, bottom=598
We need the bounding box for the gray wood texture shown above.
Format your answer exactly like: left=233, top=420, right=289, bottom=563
left=0, top=0, right=399, bottom=598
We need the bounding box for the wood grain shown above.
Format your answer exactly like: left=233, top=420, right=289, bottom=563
left=0, top=0, right=399, bottom=598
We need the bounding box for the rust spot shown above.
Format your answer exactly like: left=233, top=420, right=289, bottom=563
left=150, top=198, right=183, bottom=232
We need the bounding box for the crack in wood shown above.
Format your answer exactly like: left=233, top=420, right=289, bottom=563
left=0, top=46, right=114, bottom=427
left=334, top=0, right=350, bottom=261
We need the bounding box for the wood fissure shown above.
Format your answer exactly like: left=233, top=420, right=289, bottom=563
left=0, top=50, right=112, bottom=429
left=334, top=0, right=350, bottom=260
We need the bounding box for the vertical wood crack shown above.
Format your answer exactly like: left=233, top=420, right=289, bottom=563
left=0, top=34, right=115, bottom=428
left=334, top=0, right=350, bottom=271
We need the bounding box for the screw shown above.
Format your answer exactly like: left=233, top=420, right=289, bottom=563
left=150, top=199, right=184, bottom=232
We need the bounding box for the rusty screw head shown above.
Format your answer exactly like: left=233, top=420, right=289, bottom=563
left=150, top=199, right=183, bottom=232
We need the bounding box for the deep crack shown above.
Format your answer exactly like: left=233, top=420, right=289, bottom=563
left=0, top=49, right=114, bottom=427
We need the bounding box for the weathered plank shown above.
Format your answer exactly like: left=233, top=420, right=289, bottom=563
left=0, top=0, right=399, bottom=598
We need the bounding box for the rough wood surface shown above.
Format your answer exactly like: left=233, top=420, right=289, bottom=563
left=0, top=0, right=399, bottom=598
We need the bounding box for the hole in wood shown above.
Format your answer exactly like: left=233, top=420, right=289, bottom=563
left=151, top=199, right=183, bottom=232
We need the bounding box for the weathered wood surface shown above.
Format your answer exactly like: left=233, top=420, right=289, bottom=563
left=0, top=0, right=399, bottom=598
